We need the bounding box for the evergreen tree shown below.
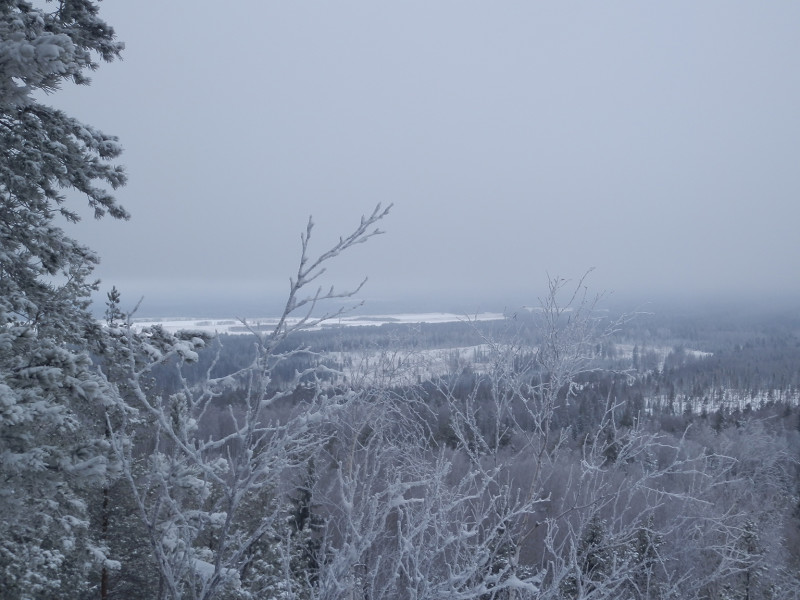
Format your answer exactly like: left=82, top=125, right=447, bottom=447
left=561, top=516, right=612, bottom=599
left=0, top=1, right=126, bottom=595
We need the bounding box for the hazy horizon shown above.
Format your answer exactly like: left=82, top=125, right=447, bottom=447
left=92, top=279, right=800, bottom=320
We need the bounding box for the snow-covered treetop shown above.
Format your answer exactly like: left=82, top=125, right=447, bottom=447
left=0, top=0, right=124, bottom=107
left=0, top=0, right=127, bottom=332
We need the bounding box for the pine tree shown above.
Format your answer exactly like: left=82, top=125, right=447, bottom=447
left=0, top=1, right=126, bottom=595
left=561, top=516, right=612, bottom=599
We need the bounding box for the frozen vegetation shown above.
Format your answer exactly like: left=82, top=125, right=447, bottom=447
left=3, top=2, right=800, bottom=599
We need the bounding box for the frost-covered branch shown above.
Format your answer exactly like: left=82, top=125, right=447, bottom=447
left=103, top=207, right=390, bottom=600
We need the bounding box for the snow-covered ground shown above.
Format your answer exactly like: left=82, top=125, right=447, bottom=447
left=645, top=388, right=800, bottom=415
left=329, top=344, right=495, bottom=387
left=127, top=312, right=506, bottom=336
left=613, top=343, right=713, bottom=368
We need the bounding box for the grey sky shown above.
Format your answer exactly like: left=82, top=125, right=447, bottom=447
left=55, top=1, right=800, bottom=315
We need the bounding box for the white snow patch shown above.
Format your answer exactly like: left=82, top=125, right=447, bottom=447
left=122, top=312, right=506, bottom=336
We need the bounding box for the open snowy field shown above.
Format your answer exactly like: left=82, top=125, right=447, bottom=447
left=128, top=311, right=506, bottom=336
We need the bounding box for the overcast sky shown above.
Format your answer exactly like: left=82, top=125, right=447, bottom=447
left=53, top=1, right=800, bottom=316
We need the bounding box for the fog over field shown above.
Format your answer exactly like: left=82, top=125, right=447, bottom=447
left=47, top=1, right=800, bottom=317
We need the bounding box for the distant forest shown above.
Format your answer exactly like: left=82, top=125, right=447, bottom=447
left=174, top=304, right=800, bottom=412
left=111, top=301, right=800, bottom=599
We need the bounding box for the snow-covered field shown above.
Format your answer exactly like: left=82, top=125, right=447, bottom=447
left=329, top=344, right=495, bottom=387
left=613, top=343, right=713, bottom=366
left=128, top=312, right=506, bottom=336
